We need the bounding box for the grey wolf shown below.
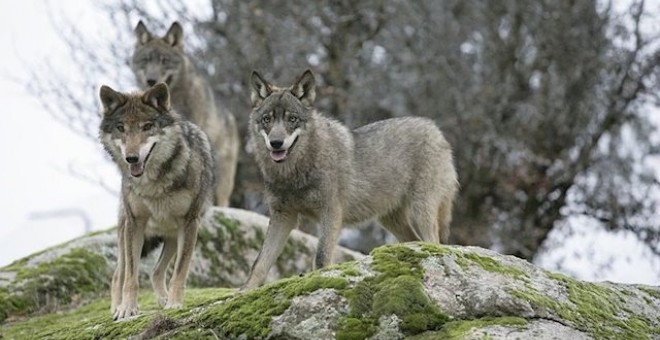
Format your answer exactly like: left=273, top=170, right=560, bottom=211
left=242, top=70, right=458, bottom=289
left=99, top=83, right=215, bottom=320
left=131, top=20, right=239, bottom=206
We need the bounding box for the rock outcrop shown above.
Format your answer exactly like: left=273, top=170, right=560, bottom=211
left=1, top=210, right=658, bottom=339
left=0, top=207, right=363, bottom=323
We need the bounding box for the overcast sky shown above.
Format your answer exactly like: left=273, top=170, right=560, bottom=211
left=0, top=0, right=657, bottom=284
left=0, top=0, right=119, bottom=264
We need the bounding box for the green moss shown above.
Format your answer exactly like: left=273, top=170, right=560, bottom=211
left=0, top=228, right=116, bottom=273
left=3, top=292, right=148, bottom=339
left=164, top=327, right=222, bottom=340
left=441, top=316, right=527, bottom=339
left=337, top=244, right=449, bottom=339
left=5, top=242, right=655, bottom=339
left=373, top=275, right=446, bottom=333
left=370, top=244, right=428, bottom=280
left=418, top=243, right=528, bottom=279
left=214, top=214, right=254, bottom=268
left=0, top=287, right=30, bottom=323
left=0, top=248, right=109, bottom=323
left=336, top=317, right=378, bottom=340
left=509, top=271, right=658, bottom=339
left=319, top=261, right=361, bottom=278
left=253, top=226, right=266, bottom=248
left=423, top=317, right=527, bottom=339
left=508, top=285, right=564, bottom=313
left=2, top=288, right=234, bottom=339
left=461, top=253, right=527, bottom=278
left=276, top=237, right=312, bottom=275
left=562, top=281, right=655, bottom=338
left=335, top=243, right=527, bottom=338
left=196, top=273, right=347, bottom=338
left=341, top=267, right=360, bottom=277
left=638, top=286, right=660, bottom=301
left=193, top=214, right=258, bottom=286
left=195, top=213, right=315, bottom=287
left=194, top=227, right=224, bottom=286
left=2, top=257, right=30, bottom=273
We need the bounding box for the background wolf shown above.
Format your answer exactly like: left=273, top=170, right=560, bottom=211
left=131, top=21, right=239, bottom=207
left=99, top=83, right=215, bottom=320
left=243, top=70, right=459, bottom=289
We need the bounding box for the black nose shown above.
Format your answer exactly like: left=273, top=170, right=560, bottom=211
left=126, top=156, right=139, bottom=164
left=146, top=79, right=157, bottom=87
left=270, top=140, right=284, bottom=149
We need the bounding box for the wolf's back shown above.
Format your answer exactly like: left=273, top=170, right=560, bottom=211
left=352, top=116, right=453, bottom=174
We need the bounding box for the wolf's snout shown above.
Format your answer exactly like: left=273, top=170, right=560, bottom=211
left=270, top=140, right=284, bottom=149
left=126, top=155, right=140, bottom=164
left=146, top=79, right=157, bottom=87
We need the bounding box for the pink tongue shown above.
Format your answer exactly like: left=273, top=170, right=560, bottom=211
left=129, top=162, right=145, bottom=177
left=270, top=150, right=287, bottom=162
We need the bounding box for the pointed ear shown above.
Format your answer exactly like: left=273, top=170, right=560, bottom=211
left=291, top=70, right=316, bottom=106
left=99, top=85, right=126, bottom=114
left=134, top=20, right=152, bottom=45
left=164, top=22, right=184, bottom=48
left=250, top=71, right=272, bottom=107
left=142, top=83, right=171, bottom=111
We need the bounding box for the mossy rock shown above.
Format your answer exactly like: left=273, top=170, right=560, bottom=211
left=0, top=208, right=364, bottom=323
left=2, top=242, right=657, bottom=339
left=0, top=248, right=109, bottom=323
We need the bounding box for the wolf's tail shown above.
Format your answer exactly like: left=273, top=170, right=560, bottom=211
left=437, top=200, right=453, bottom=244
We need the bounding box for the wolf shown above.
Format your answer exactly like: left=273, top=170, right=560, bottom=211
left=99, top=83, right=215, bottom=320
left=131, top=20, right=239, bottom=207
left=242, top=70, right=459, bottom=289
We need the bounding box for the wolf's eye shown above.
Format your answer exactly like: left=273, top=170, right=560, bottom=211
left=288, top=116, right=298, bottom=123
left=261, top=115, right=271, bottom=124
left=117, top=125, right=125, bottom=133
left=161, top=57, right=170, bottom=64
left=143, top=122, right=154, bottom=131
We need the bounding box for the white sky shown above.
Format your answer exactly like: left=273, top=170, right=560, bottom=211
left=0, top=0, right=657, bottom=285
left=0, top=1, right=119, bottom=263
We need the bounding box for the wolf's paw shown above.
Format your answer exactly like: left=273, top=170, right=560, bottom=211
left=164, top=301, right=183, bottom=309
left=112, top=303, right=139, bottom=321
left=110, top=298, right=123, bottom=314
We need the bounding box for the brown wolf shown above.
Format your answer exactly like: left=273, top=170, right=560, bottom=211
left=99, top=83, right=214, bottom=319
left=131, top=21, right=239, bottom=206
left=243, top=70, right=458, bottom=289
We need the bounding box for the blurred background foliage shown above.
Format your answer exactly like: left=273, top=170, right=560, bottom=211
left=34, top=0, right=660, bottom=272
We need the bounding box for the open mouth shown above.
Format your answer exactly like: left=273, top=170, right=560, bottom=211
left=129, top=143, right=156, bottom=177
left=165, top=75, right=173, bottom=85
left=270, top=137, right=298, bottom=163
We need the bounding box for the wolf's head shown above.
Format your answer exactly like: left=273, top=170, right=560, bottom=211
left=131, top=21, right=186, bottom=89
left=249, top=70, right=316, bottom=163
left=99, top=83, right=177, bottom=178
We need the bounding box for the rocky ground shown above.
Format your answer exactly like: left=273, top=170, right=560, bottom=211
left=0, top=208, right=658, bottom=339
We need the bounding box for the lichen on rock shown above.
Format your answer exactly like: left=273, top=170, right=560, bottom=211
left=0, top=212, right=658, bottom=340
left=0, top=207, right=364, bottom=324
left=0, top=247, right=109, bottom=323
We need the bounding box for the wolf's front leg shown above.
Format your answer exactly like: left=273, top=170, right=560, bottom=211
left=151, top=236, right=177, bottom=307
left=241, top=212, right=298, bottom=290
left=110, top=217, right=126, bottom=314
left=315, top=201, right=343, bottom=269
left=114, top=218, right=145, bottom=320
left=165, top=221, right=199, bottom=309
